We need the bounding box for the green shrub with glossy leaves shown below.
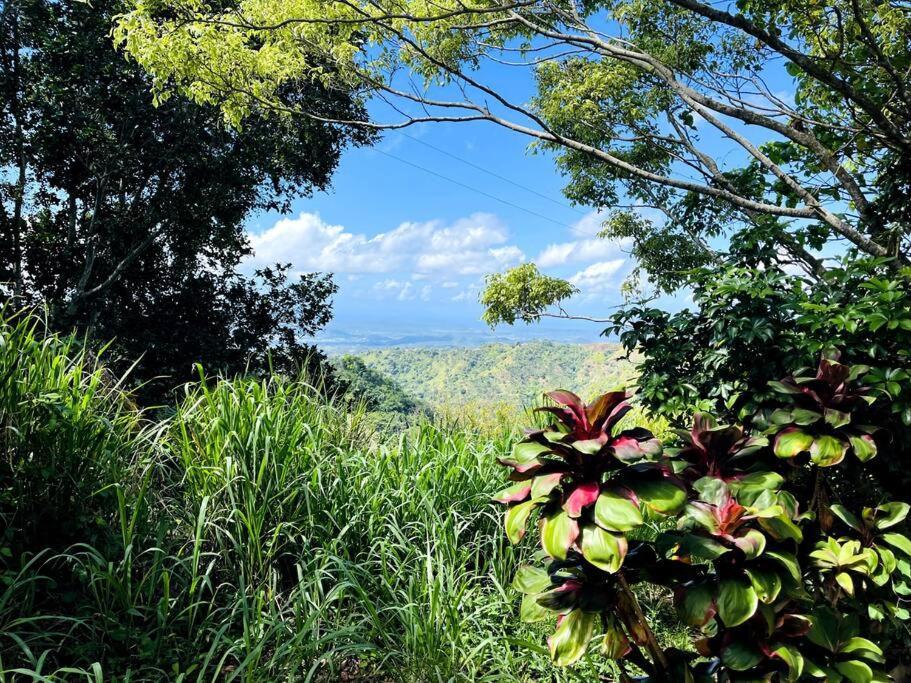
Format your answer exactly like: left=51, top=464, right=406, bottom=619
left=496, top=356, right=911, bottom=680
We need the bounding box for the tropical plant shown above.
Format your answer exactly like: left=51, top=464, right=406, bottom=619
left=496, top=355, right=911, bottom=680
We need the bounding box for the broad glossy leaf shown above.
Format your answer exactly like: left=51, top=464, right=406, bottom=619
left=721, top=640, right=763, bottom=671
left=766, top=551, right=801, bottom=584
left=676, top=583, right=716, bottom=627
left=573, top=438, right=603, bottom=455
left=513, top=565, right=552, bottom=595
left=746, top=567, right=782, bottom=604
left=493, top=481, right=531, bottom=504
left=735, top=471, right=784, bottom=493
left=594, top=490, right=643, bottom=532
left=564, top=481, right=600, bottom=517
left=810, top=435, right=848, bottom=467
left=840, top=637, right=883, bottom=657
left=882, top=532, right=911, bottom=557
left=630, top=476, right=686, bottom=515
left=834, top=660, right=873, bottom=683
left=830, top=504, right=862, bottom=532
left=774, top=427, right=814, bottom=458
left=580, top=524, right=627, bottom=573
left=601, top=619, right=631, bottom=659
left=506, top=499, right=539, bottom=544
left=676, top=534, right=730, bottom=560
left=824, top=407, right=851, bottom=428
left=520, top=593, right=550, bottom=622
left=531, top=472, right=563, bottom=499
left=717, top=578, right=759, bottom=627
left=542, top=510, right=580, bottom=560
left=835, top=571, right=855, bottom=596
left=759, top=514, right=804, bottom=543
left=773, top=644, right=805, bottom=681
left=513, top=441, right=552, bottom=463
left=848, top=434, right=877, bottom=462
left=548, top=609, right=596, bottom=666
left=733, top=529, right=767, bottom=560
left=872, top=502, right=909, bottom=530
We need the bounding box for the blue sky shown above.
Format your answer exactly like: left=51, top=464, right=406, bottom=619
left=244, top=118, right=643, bottom=348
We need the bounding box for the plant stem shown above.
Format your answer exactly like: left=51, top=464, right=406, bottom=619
left=616, top=572, right=670, bottom=678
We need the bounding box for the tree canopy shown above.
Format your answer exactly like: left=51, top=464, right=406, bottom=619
left=115, top=0, right=910, bottom=285
left=0, top=0, right=373, bottom=399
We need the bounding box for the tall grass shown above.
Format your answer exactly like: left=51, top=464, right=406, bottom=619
left=0, top=310, right=680, bottom=681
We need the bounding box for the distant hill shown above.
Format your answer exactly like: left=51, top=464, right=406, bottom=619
left=348, top=341, right=635, bottom=409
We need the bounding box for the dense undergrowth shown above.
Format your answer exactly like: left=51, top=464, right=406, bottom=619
left=0, top=311, right=682, bottom=681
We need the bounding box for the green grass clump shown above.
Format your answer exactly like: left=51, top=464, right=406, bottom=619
left=0, top=310, right=683, bottom=681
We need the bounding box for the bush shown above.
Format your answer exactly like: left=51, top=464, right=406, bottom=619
left=496, top=357, right=911, bottom=680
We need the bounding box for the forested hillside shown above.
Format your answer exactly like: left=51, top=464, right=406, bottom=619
left=350, top=341, right=634, bottom=408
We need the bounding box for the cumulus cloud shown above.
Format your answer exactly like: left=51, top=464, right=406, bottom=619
left=536, top=238, right=626, bottom=267
left=248, top=211, right=524, bottom=277
left=571, top=210, right=609, bottom=237
left=568, top=259, right=626, bottom=295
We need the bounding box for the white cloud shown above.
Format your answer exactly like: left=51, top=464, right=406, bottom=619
left=537, top=238, right=627, bottom=268
left=571, top=210, right=608, bottom=237
left=569, top=259, right=626, bottom=295
left=248, top=211, right=524, bottom=277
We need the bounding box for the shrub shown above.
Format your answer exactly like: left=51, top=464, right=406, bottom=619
left=496, top=356, right=911, bottom=680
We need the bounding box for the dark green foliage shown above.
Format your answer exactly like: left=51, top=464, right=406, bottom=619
left=0, top=0, right=371, bottom=401
left=332, top=354, right=422, bottom=414
left=496, top=357, right=911, bottom=679
left=607, top=258, right=911, bottom=499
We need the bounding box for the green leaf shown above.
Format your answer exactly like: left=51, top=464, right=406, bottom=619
left=531, top=472, right=563, bottom=499
left=830, top=504, right=862, bottom=532
left=548, top=609, right=596, bottom=666
left=676, top=583, right=716, bottom=627
left=769, top=380, right=802, bottom=394
left=766, top=551, right=801, bottom=584
left=513, top=565, right=552, bottom=595
left=835, top=571, right=855, bottom=596
left=717, top=578, right=759, bottom=627
left=580, top=524, right=627, bottom=573
left=882, top=532, right=911, bottom=557
left=834, top=660, right=873, bottom=683
left=773, top=644, right=805, bottom=681
left=541, top=510, right=579, bottom=560
left=506, top=499, right=539, bottom=544
left=734, top=529, right=767, bottom=560
left=721, top=640, right=763, bottom=671
left=849, top=434, right=877, bottom=462
left=873, top=502, right=909, bottom=530
left=513, top=441, right=551, bottom=463
left=601, top=619, right=631, bottom=659
left=824, top=408, right=852, bottom=428
left=629, top=476, right=686, bottom=515
left=840, top=637, right=883, bottom=657
left=810, top=435, right=848, bottom=467
left=594, top=491, right=643, bottom=532
left=735, top=471, right=784, bottom=492
left=774, top=427, right=814, bottom=458
left=520, top=593, right=551, bottom=622
left=676, top=534, right=730, bottom=560
left=746, top=567, right=782, bottom=603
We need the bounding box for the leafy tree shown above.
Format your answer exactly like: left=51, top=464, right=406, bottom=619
left=332, top=355, right=423, bottom=414
left=497, top=358, right=911, bottom=679
left=0, top=0, right=373, bottom=399
left=114, top=0, right=909, bottom=280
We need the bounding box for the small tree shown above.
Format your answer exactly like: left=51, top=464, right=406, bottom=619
left=497, top=355, right=910, bottom=679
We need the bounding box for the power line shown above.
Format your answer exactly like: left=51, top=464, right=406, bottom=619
left=397, top=131, right=588, bottom=216
left=373, top=147, right=576, bottom=230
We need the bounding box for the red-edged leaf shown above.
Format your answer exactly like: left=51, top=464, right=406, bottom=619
left=531, top=472, right=564, bottom=499
left=542, top=510, right=580, bottom=559
left=493, top=481, right=532, bottom=504
left=773, top=427, right=814, bottom=458
left=546, top=390, right=587, bottom=425
left=564, top=481, right=600, bottom=517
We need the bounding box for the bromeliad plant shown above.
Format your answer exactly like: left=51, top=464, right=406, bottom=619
left=495, top=356, right=911, bottom=681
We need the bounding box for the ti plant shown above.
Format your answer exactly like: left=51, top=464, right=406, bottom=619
left=495, top=357, right=911, bottom=681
